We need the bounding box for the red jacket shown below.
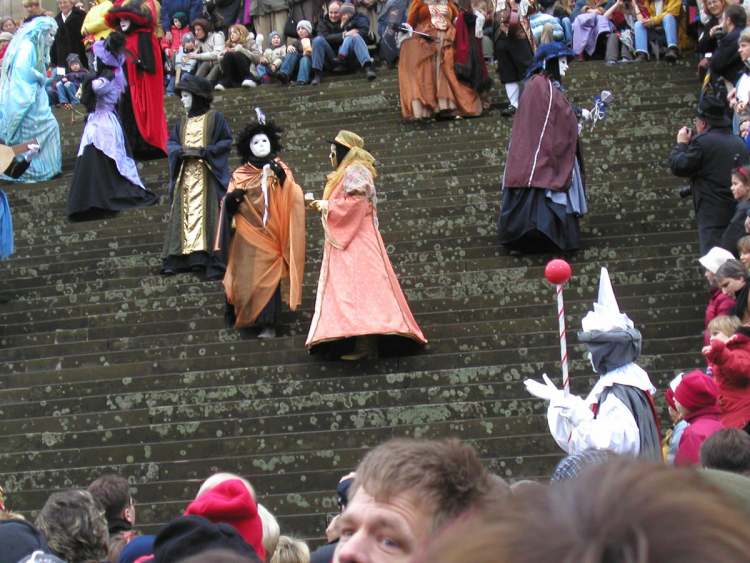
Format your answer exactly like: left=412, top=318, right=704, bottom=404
left=160, top=24, right=190, bottom=57
left=674, top=405, right=723, bottom=466
left=704, top=331, right=750, bottom=428
left=704, top=287, right=736, bottom=345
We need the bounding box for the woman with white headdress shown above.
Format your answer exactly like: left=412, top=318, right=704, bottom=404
left=524, top=268, right=662, bottom=460
left=0, top=16, right=61, bottom=182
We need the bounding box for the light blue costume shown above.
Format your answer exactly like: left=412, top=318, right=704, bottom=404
left=0, top=190, right=12, bottom=259
left=0, top=17, right=62, bottom=183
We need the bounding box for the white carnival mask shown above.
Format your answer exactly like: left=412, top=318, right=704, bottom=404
left=181, top=91, right=193, bottom=112
left=44, top=28, right=57, bottom=47
left=329, top=143, right=337, bottom=169
left=559, top=57, right=569, bottom=78
left=120, top=18, right=131, bottom=32
left=250, top=133, right=271, bottom=158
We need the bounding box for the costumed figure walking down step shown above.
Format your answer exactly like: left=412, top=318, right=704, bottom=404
left=498, top=41, right=587, bottom=253
left=306, top=131, right=428, bottom=360
left=219, top=111, right=306, bottom=339
left=0, top=16, right=61, bottom=183
left=524, top=267, right=662, bottom=460
left=397, top=0, right=482, bottom=120
left=67, top=32, right=158, bottom=221
left=105, top=0, right=167, bottom=160
left=162, top=74, right=232, bottom=279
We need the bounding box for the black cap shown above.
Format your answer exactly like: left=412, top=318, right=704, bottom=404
left=175, top=74, right=214, bottom=101
left=153, top=515, right=260, bottom=563
left=0, top=520, right=52, bottom=563
left=696, top=94, right=731, bottom=127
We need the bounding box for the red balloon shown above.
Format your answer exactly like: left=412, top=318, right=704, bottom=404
left=544, top=259, right=572, bottom=285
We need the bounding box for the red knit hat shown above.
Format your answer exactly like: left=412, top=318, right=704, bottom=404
left=184, top=479, right=265, bottom=561
left=674, top=370, right=718, bottom=412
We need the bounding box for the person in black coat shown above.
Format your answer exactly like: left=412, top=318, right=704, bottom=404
left=669, top=94, right=750, bottom=255
left=311, top=0, right=375, bottom=84
left=720, top=164, right=750, bottom=256
left=709, top=4, right=746, bottom=85
left=51, top=0, right=88, bottom=70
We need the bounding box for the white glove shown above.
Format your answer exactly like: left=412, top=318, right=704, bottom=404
left=26, top=143, right=41, bottom=154
left=581, top=108, right=592, bottom=121
left=524, top=373, right=563, bottom=402
left=551, top=394, right=592, bottom=426
left=401, top=22, right=414, bottom=37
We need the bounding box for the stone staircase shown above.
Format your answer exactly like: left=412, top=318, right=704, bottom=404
left=0, top=61, right=705, bottom=540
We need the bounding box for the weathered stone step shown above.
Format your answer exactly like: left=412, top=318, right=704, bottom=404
left=2, top=448, right=564, bottom=507
left=0, top=415, right=557, bottom=472
left=0, top=259, right=700, bottom=331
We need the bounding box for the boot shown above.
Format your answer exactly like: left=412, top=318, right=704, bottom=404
left=364, top=61, right=377, bottom=81
left=341, top=336, right=378, bottom=361
left=664, top=47, right=678, bottom=63
left=311, top=70, right=321, bottom=86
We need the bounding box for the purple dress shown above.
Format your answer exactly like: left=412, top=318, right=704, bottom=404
left=67, top=40, right=157, bottom=221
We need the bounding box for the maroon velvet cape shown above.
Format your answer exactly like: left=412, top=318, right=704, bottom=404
left=504, top=73, right=578, bottom=191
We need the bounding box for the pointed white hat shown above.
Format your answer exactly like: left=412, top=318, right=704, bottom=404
left=580, top=267, right=633, bottom=332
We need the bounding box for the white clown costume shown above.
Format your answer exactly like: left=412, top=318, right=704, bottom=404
left=525, top=268, right=662, bottom=460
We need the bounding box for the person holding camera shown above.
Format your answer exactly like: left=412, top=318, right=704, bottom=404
left=669, top=94, right=749, bottom=255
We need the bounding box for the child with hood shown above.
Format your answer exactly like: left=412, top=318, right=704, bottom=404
left=55, top=53, right=87, bottom=107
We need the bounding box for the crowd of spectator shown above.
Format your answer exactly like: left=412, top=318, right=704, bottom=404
left=4, top=0, right=744, bottom=104
left=1, top=436, right=750, bottom=563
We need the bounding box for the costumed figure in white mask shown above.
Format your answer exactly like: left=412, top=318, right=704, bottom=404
left=524, top=267, right=662, bottom=460
left=67, top=32, right=157, bottom=221
left=0, top=16, right=61, bottom=182
left=218, top=110, right=306, bottom=339
left=161, top=74, right=233, bottom=279
left=498, top=41, right=587, bottom=253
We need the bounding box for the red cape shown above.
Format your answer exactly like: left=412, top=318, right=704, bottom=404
left=124, top=30, right=167, bottom=155
left=504, top=73, right=578, bottom=191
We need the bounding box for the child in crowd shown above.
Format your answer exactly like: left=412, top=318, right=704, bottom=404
left=258, top=31, right=288, bottom=83
left=55, top=54, right=87, bottom=108
left=700, top=246, right=736, bottom=345
left=738, top=235, right=750, bottom=270
left=703, top=314, right=750, bottom=430
left=662, top=373, right=689, bottom=464
left=168, top=33, right=198, bottom=95
left=673, top=370, right=724, bottom=466
left=162, top=12, right=190, bottom=67
left=277, top=21, right=314, bottom=85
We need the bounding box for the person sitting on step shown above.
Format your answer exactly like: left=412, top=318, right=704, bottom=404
left=632, top=0, right=680, bottom=61
left=276, top=19, right=315, bottom=85
left=310, top=0, right=376, bottom=85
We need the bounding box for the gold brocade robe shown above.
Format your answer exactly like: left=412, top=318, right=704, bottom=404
left=163, top=113, right=218, bottom=259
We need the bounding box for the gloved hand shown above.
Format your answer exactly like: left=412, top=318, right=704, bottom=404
left=553, top=394, right=592, bottom=426
left=269, top=160, right=287, bottom=185
left=309, top=199, right=328, bottom=213
left=224, top=189, right=246, bottom=215
left=524, top=373, right=563, bottom=402
left=580, top=108, right=592, bottom=121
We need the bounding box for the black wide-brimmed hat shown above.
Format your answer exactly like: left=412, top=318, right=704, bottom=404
left=696, top=94, right=731, bottom=127
left=175, top=74, right=213, bottom=101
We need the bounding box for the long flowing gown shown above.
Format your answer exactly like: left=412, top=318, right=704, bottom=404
left=398, top=0, right=481, bottom=120
left=306, top=163, right=427, bottom=351
left=0, top=17, right=62, bottom=183
left=222, top=162, right=306, bottom=329
left=67, top=65, right=157, bottom=220
left=499, top=73, right=587, bottom=252
left=162, top=110, right=233, bottom=279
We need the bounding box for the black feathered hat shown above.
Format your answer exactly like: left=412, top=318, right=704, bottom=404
left=105, top=0, right=154, bottom=31
left=175, top=74, right=213, bottom=101
left=237, top=108, right=284, bottom=163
